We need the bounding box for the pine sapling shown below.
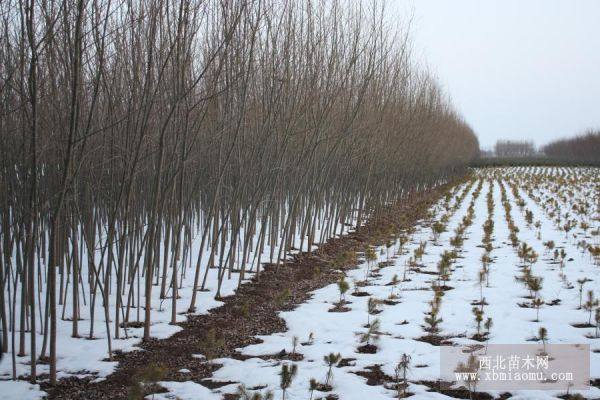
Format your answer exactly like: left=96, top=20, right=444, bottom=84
left=559, top=249, right=567, bottom=268
left=389, top=274, right=400, bottom=299
left=527, top=276, right=543, bottom=301
left=584, top=290, right=599, bottom=325
left=455, top=354, right=479, bottom=399
left=482, top=239, right=492, bottom=252
left=367, top=297, right=379, bottom=326
left=415, top=241, right=427, bottom=261
left=481, top=251, right=492, bottom=283
left=279, top=363, right=298, bottom=400
left=438, top=256, right=451, bottom=287
left=338, top=276, right=349, bottom=304
left=478, top=269, right=485, bottom=304
left=472, top=307, right=483, bottom=336
left=129, top=363, right=167, bottom=400
left=484, top=318, right=493, bottom=344
left=352, top=279, right=360, bottom=295
left=309, top=378, right=318, bottom=400
left=423, top=294, right=443, bottom=334
left=577, top=278, right=591, bottom=309
left=535, top=221, right=542, bottom=236
left=201, top=328, right=224, bottom=367
left=365, top=247, right=377, bottom=281
left=395, top=353, right=411, bottom=398
left=532, top=297, right=544, bottom=322
left=323, top=352, right=341, bottom=386
left=237, top=385, right=274, bottom=400
left=538, top=327, right=548, bottom=354
left=397, top=235, right=408, bottom=255
left=291, top=335, right=299, bottom=357
left=360, top=318, right=381, bottom=347
left=431, top=221, right=446, bottom=242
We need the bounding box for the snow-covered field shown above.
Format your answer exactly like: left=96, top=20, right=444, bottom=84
left=148, top=167, right=600, bottom=400
left=2, top=167, right=599, bottom=399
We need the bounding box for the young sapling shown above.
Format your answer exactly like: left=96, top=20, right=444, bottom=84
left=309, top=378, right=318, bottom=400
left=583, top=290, right=599, bottom=325
left=577, top=278, right=591, bottom=309
left=201, top=328, right=224, bottom=367
left=365, top=247, right=377, bottom=281
left=366, top=297, right=380, bottom=326
left=338, top=276, right=349, bottom=304
left=279, top=363, right=298, bottom=400
left=291, top=335, right=299, bottom=357
left=538, top=327, right=548, bottom=354
left=389, top=274, right=400, bottom=299
left=359, top=318, right=381, bottom=352
left=472, top=307, right=483, bottom=338
left=532, top=297, right=544, bottom=322
left=237, top=385, right=274, bottom=400
left=394, top=353, right=411, bottom=398
left=323, top=352, right=342, bottom=386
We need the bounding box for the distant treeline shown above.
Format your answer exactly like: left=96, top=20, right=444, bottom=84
left=494, top=140, right=536, bottom=158
left=473, top=131, right=600, bottom=167
left=470, top=157, right=600, bottom=168
left=542, top=130, right=600, bottom=164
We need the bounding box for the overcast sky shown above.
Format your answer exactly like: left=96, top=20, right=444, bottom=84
left=390, top=0, right=600, bottom=149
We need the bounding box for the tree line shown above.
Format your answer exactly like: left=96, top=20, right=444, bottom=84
left=493, top=140, right=536, bottom=158
left=543, top=130, right=600, bottom=164
left=0, top=0, right=478, bottom=385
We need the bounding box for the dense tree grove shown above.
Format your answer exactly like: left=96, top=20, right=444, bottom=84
left=493, top=140, right=536, bottom=158
left=0, top=0, right=478, bottom=384
left=543, top=130, right=600, bottom=164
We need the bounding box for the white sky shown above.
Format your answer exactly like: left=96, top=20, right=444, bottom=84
left=390, top=0, right=600, bottom=149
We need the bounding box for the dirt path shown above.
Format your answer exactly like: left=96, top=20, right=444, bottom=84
left=41, top=179, right=461, bottom=400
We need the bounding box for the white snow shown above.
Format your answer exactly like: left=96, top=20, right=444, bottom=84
left=0, top=196, right=357, bottom=397
left=151, top=168, right=600, bottom=400
left=3, top=167, right=599, bottom=399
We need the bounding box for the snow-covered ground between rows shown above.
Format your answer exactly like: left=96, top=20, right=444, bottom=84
left=2, top=167, right=599, bottom=400
left=150, top=168, right=599, bottom=400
